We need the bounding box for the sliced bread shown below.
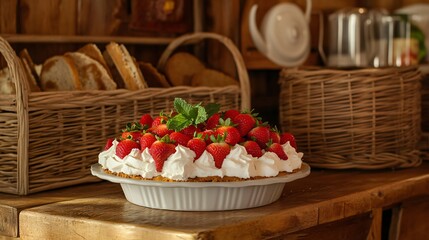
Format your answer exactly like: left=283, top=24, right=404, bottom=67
left=104, top=42, right=147, bottom=90
left=20, top=58, right=41, bottom=92
left=40, top=55, right=82, bottom=91
left=77, top=43, right=112, bottom=78
left=138, top=62, right=171, bottom=88
left=65, top=52, right=117, bottom=90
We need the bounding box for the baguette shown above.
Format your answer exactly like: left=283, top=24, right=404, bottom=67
left=40, top=55, right=82, bottom=91
left=104, top=42, right=147, bottom=90
left=65, top=52, right=117, bottom=90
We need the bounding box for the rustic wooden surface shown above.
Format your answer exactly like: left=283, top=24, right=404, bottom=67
left=19, top=0, right=78, bottom=35
left=0, top=182, right=120, bottom=238
left=0, top=0, right=17, bottom=34
left=18, top=163, right=429, bottom=240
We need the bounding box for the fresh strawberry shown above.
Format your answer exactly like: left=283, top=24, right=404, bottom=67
left=215, top=118, right=240, bottom=146
left=150, top=124, right=173, bottom=137
left=121, top=122, right=143, bottom=141
left=269, top=126, right=281, bottom=144
left=201, top=129, right=216, bottom=144
left=169, top=131, right=191, bottom=146
left=223, top=109, right=240, bottom=121
left=151, top=114, right=168, bottom=128
left=187, top=134, right=207, bottom=160
left=233, top=112, right=257, bottom=137
left=115, top=139, right=140, bottom=159
left=266, top=142, right=288, bottom=160
left=139, top=114, right=153, bottom=129
left=104, top=138, right=114, bottom=150
left=247, top=124, right=271, bottom=149
left=280, top=132, right=297, bottom=149
left=206, top=113, right=220, bottom=130
left=180, top=125, right=198, bottom=138
left=149, top=135, right=176, bottom=172
left=140, top=132, right=157, bottom=150
left=206, top=135, right=231, bottom=169
left=242, top=140, right=263, bottom=158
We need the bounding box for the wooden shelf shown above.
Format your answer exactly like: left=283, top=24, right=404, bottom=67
left=0, top=34, right=175, bottom=45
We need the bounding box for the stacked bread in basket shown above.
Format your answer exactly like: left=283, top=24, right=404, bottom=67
left=0, top=32, right=250, bottom=195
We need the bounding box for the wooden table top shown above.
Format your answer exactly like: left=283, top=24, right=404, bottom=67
left=3, top=162, right=429, bottom=240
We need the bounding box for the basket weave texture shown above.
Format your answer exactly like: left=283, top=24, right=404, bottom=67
left=420, top=69, right=429, bottom=161
left=279, top=66, right=422, bottom=170
left=0, top=32, right=251, bottom=195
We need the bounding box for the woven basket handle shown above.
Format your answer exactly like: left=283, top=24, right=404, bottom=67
left=0, top=36, right=30, bottom=195
left=157, top=32, right=251, bottom=111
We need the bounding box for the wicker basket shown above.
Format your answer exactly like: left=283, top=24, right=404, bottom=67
left=420, top=66, right=429, bottom=161
left=0, top=32, right=251, bottom=195
left=279, top=66, right=422, bottom=169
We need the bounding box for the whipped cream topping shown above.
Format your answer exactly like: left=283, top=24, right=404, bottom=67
left=98, top=140, right=304, bottom=181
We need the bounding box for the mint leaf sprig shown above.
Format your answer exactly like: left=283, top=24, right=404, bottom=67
left=167, top=98, right=220, bottom=131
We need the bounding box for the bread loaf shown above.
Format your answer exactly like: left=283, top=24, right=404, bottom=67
left=191, top=69, right=238, bottom=87
left=65, top=52, right=117, bottom=90
left=138, top=62, right=171, bottom=88
left=40, top=56, right=82, bottom=91
left=104, top=42, right=148, bottom=90
left=164, top=52, right=205, bottom=86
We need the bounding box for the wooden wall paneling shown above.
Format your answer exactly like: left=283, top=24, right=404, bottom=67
left=205, top=0, right=241, bottom=79
left=19, top=0, right=78, bottom=35
left=0, top=0, right=17, bottom=34
left=77, top=0, right=125, bottom=36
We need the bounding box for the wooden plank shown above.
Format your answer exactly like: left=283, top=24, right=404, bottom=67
left=19, top=0, right=78, bottom=35
left=281, top=213, right=372, bottom=240
left=0, top=0, right=17, bottom=34
left=0, top=182, right=120, bottom=238
left=395, top=196, right=429, bottom=240
left=77, top=0, right=124, bottom=36
left=367, top=208, right=382, bottom=240
left=19, top=163, right=429, bottom=240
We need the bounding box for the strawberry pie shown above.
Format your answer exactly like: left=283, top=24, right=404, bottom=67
left=98, top=98, right=304, bottom=182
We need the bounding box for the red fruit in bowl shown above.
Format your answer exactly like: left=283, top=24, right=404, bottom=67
left=121, top=122, right=143, bottom=141
left=266, top=142, right=288, bottom=160
left=223, top=109, right=240, bottom=121
left=206, top=113, right=220, bottom=130
left=116, top=139, right=140, bottom=159
left=242, top=140, right=263, bottom=158
left=104, top=138, right=114, bottom=150
left=149, top=136, right=176, bottom=172
left=187, top=135, right=207, bottom=160
left=140, top=132, right=156, bottom=150
left=170, top=131, right=191, bottom=146
left=139, top=114, right=153, bottom=129
left=234, top=113, right=256, bottom=137
left=280, top=132, right=297, bottom=149
left=215, top=118, right=240, bottom=146
left=206, top=135, right=231, bottom=169
left=247, top=125, right=271, bottom=149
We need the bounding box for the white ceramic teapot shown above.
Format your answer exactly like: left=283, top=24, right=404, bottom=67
left=249, top=0, right=312, bottom=67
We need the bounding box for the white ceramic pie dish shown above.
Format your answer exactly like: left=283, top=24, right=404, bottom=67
left=91, top=163, right=310, bottom=211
